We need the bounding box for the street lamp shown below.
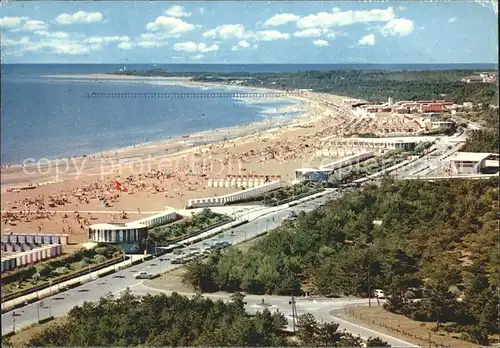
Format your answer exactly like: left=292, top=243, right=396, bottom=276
left=289, top=295, right=297, bottom=332
left=37, top=301, right=42, bottom=323
left=48, top=280, right=53, bottom=317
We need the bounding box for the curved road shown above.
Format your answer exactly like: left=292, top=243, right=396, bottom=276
left=1, top=192, right=417, bottom=347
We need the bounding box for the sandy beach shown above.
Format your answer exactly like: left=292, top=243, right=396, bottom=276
left=1, top=74, right=351, bottom=245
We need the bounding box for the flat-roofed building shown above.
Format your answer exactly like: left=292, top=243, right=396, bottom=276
left=88, top=209, right=179, bottom=253
left=447, top=152, right=494, bottom=174
left=295, top=168, right=331, bottom=182
left=88, top=222, right=147, bottom=244
left=322, top=136, right=437, bottom=151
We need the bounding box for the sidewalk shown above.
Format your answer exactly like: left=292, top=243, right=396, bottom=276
left=1, top=194, right=331, bottom=313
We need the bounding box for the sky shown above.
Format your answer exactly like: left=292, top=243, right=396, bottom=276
left=0, top=1, right=498, bottom=64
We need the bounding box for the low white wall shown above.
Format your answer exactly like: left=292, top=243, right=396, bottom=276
left=187, top=181, right=282, bottom=208
left=134, top=210, right=178, bottom=228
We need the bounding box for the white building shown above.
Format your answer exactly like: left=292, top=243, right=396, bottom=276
left=88, top=210, right=178, bottom=243
left=88, top=222, right=147, bottom=244
left=447, top=152, right=494, bottom=174
left=187, top=181, right=282, bottom=208
left=322, top=136, right=437, bottom=151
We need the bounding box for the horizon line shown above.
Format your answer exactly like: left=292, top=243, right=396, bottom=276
left=2, top=62, right=498, bottom=66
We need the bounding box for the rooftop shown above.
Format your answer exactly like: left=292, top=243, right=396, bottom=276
left=345, top=136, right=437, bottom=144
left=89, top=222, right=146, bottom=230
left=448, top=152, right=492, bottom=163
left=295, top=168, right=331, bottom=173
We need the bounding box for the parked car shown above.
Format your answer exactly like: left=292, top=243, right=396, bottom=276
left=171, top=257, right=183, bottom=264
left=201, top=246, right=214, bottom=254
left=374, top=289, right=385, bottom=299
left=134, top=271, right=152, bottom=279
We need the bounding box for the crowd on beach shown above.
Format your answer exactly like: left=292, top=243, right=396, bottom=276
left=1, top=99, right=362, bottom=239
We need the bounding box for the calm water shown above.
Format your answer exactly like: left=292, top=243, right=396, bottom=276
left=1, top=66, right=299, bottom=164
left=1, top=63, right=496, bottom=164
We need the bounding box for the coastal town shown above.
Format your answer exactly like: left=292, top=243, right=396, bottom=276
left=2, top=0, right=500, bottom=345
left=1, top=82, right=498, bottom=251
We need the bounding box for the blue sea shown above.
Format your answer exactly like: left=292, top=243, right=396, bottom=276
left=1, top=63, right=496, bottom=165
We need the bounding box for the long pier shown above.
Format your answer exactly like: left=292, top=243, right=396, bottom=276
left=85, top=92, right=304, bottom=99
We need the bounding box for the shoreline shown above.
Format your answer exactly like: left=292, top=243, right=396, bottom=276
left=1, top=74, right=323, bottom=188
left=1, top=74, right=309, bottom=169
left=1, top=74, right=346, bottom=241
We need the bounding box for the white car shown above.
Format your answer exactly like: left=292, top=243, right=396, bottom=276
left=374, top=289, right=385, bottom=299
left=134, top=271, right=152, bottom=279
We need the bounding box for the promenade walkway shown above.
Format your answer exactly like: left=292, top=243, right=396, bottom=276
left=1, top=191, right=335, bottom=313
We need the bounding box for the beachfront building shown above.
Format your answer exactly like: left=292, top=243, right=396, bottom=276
left=446, top=152, right=499, bottom=175
left=206, top=175, right=281, bottom=188
left=319, top=152, right=374, bottom=171
left=88, top=210, right=179, bottom=253
left=321, top=136, right=437, bottom=151
left=88, top=222, right=147, bottom=244
left=187, top=180, right=282, bottom=208
left=133, top=210, right=178, bottom=228
left=295, top=168, right=331, bottom=182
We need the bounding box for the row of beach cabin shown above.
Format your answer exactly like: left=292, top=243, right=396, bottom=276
left=1, top=233, right=69, bottom=245
left=187, top=180, right=282, bottom=208
left=206, top=175, right=282, bottom=188
left=1, top=244, right=62, bottom=273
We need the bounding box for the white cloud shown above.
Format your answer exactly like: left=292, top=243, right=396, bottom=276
left=203, top=24, right=289, bottom=42
left=380, top=18, right=414, bottom=36
left=3, top=30, right=132, bottom=56
left=146, top=16, right=196, bottom=35
left=12, top=20, right=48, bottom=32
left=1, top=36, right=31, bottom=46
left=34, top=30, right=70, bottom=39
left=237, top=40, right=250, bottom=48
left=139, top=33, right=162, bottom=41
left=297, top=7, right=396, bottom=29
left=134, top=32, right=170, bottom=49
left=293, top=28, right=328, bottom=38
left=397, top=6, right=407, bottom=11
left=448, top=17, right=457, bottom=23
left=326, top=31, right=342, bottom=38
left=190, top=54, right=204, bottom=60
left=0, top=16, right=25, bottom=29
left=263, top=13, right=300, bottom=26
left=137, top=41, right=168, bottom=48
left=83, top=36, right=130, bottom=44
left=173, top=41, right=219, bottom=53
left=358, top=33, right=375, bottom=46
left=332, top=7, right=341, bottom=13
left=25, top=40, right=101, bottom=55
left=118, top=42, right=133, bottom=50
left=199, top=8, right=205, bottom=15
left=232, top=40, right=250, bottom=51
left=313, top=39, right=329, bottom=47
left=203, top=24, right=247, bottom=39
left=55, top=11, right=103, bottom=25
left=165, top=5, right=192, bottom=18
left=254, top=30, right=289, bottom=41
